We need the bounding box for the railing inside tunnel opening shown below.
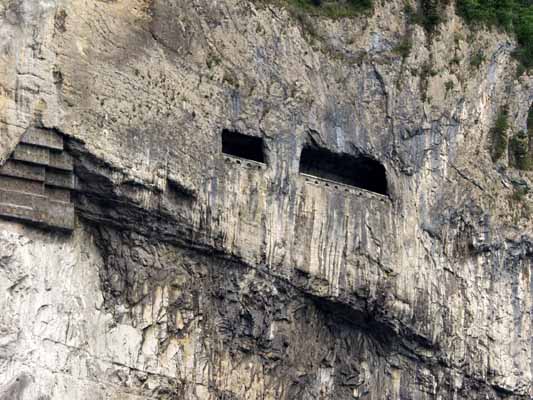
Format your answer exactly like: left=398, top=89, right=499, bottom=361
left=221, top=129, right=266, bottom=164
left=299, top=145, right=388, bottom=197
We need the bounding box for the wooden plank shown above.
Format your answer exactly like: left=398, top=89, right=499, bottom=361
left=45, top=186, right=70, bottom=203
left=0, top=175, right=45, bottom=195
left=0, top=201, right=74, bottom=231
left=0, top=188, right=46, bottom=208
left=45, top=170, right=76, bottom=190
left=0, top=160, right=46, bottom=182
left=0, top=203, right=44, bottom=224
left=49, top=151, right=73, bottom=171
left=13, top=144, right=50, bottom=166
left=21, top=127, right=63, bottom=150
left=40, top=201, right=75, bottom=230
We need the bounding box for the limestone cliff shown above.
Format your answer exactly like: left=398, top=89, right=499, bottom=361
left=1, top=0, right=533, bottom=398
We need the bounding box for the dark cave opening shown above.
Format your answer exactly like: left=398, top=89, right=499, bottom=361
left=299, top=146, right=388, bottom=196
left=221, top=129, right=265, bottom=163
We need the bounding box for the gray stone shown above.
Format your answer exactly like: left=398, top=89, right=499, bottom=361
left=0, top=0, right=532, bottom=398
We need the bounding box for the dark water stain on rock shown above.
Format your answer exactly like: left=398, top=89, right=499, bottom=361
left=0, top=373, right=33, bottom=400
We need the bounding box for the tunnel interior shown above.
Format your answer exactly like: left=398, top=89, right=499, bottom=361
left=222, top=129, right=265, bottom=163
left=299, top=146, right=388, bottom=196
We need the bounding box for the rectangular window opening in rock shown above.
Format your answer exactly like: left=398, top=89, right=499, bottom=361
left=221, top=129, right=265, bottom=164
left=299, top=146, right=388, bottom=196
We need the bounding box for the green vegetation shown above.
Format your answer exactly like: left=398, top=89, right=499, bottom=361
left=510, top=185, right=530, bottom=212
left=509, top=185, right=530, bottom=220
left=510, top=105, right=533, bottom=169
left=222, top=70, right=239, bottom=88
left=419, top=0, right=449, bottom=32
left=510, top=130, right=531, bottom=169
left=405, top=0, right=450, bottom=33
left=470, top=50, right=486, bottom=68
left=256, top=0, right=533, bottom=70
left=394, top=36, right=413, bottom=59
left=445, top=80, right=454, bottom=92
left=272, top=0, right=373, bottom=18
left=529, top=104, right=533, bottom=134
left=456, top=0, right=533, bottom=69
left=252, top=0, right=372, bottom=42
left=491, top=107, right=509, bottom=162
left=509, top=105, right=533, bottom=169
left=206, top=54, right=222, bottom=69
left=449, top=55, right=461, bottom=66
left=511, top=186, right=529, bottom=202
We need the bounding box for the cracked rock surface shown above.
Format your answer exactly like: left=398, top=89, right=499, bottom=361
left=1, top=0, right=533, bottom=398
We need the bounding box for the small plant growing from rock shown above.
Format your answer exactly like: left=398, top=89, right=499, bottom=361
left=510, top=130, right=531, bottom=170
left=470, top=50, right=485, bottom=69
left=490, top=107, right=509, bottom=162
left=394, top=35, right=413, bottom=59
left=405, top=0, right=449, bottom=33
left=445, top=80, right=454, bottom=92
left=281, top=0, right=373, bottom=18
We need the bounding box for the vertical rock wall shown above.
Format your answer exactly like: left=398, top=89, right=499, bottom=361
left=0, top=0, right=533, bottom=398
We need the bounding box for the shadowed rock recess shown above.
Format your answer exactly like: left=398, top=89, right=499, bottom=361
left=0, top=0, right=532, bottom=399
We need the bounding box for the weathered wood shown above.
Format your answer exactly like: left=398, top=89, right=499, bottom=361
left=40, top=201, right=75, bottom=230
left=21, top=127, right=64, bottom=151
left=0, top=160, right=46, bottom=181
left=45, top=169, right=77, bottom=189
left=49, top=151, right=74, bottom=171
left=13, top=144, right=50, bottom=166
left=0, top=189, right=46, bottom=209
left=45, top=186, right=71, bottom=203
left=0, top=129, right=76, bottom=231
left=0, top=175, right=45, bottom=196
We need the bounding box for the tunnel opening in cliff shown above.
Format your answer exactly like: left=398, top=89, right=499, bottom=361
left=222, top=129, right=265, bottom=163
left=299, top=146, right=388, bottom=195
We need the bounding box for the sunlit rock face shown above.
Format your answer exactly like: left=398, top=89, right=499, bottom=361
left=1, top=0, right=533, bottom=399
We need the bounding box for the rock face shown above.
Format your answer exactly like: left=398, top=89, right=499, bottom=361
left=1, top=0, right=533, bottom=398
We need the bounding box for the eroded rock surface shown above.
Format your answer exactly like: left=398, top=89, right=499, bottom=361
left=1, top=0, right=533, bottom=398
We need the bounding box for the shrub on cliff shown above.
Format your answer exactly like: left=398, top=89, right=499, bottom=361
left=509, top=105, right=533, bottom=170
left=510, top=130, right=531, bottom=169
left=288, top=0, right=373, bottom=17
left=457, top=0, right=533, bottom=69
left=491, top=107, right=510, bottom=162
